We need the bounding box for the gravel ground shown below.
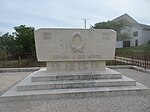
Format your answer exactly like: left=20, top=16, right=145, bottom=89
left=0, top=69, right=150, bottom=112
left=0, top=72, right=31, bottom=95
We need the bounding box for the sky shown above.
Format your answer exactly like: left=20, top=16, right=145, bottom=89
left=0, top=0, right=150, bottom=34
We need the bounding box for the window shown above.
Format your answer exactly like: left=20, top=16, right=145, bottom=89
left=135, top=40, right=138, bottom=46
left=133, top=31, right=138, bottom=37
left=123, top=41, right=130, bottom=47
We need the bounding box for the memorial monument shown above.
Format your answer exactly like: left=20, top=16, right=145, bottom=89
left=0, top=28, right=149, bottom=102
left=35, top=29, right=116, bottom=72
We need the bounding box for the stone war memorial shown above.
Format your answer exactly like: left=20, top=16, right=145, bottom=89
left=0, top=28, right=149, bottom=102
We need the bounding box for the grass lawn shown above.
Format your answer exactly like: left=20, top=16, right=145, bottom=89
left=0, top=59, right=46, bottom=68
left=116, top=44, right=150, bottom=52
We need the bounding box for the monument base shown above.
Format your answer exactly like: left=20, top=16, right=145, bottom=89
left=0, top=68, right=149, bottom=102
left=46, top=61, right=106, bottom=72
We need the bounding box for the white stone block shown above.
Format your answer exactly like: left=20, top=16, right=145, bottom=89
left=35, top=29, right=116, bottom=62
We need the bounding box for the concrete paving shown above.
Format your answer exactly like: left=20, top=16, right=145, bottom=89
left=0, top=68, right=150, bottom=112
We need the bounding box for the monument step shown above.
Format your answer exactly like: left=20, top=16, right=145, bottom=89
left=32, top=68, right=122, bottom=82
left=1, top=83, right=149, bottom=102
left=17, top=76, right=136, bottom=91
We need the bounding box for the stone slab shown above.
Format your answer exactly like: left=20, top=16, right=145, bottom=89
left=31, top=68, right=122, bottom=82
left=35, top=29, right=116, bottom=61
left=0, top=82, right=149, bottom=102
left=17, top=75, right=136, bottom=91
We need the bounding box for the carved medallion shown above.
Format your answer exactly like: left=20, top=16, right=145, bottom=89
left=69, top=32, right=84, bottom=53
left=43, top=32, right=52, bottom=39
left=102, top=33, right=110, bottom=40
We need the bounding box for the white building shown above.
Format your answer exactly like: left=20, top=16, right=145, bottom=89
left=112, top=14, right=150, bottom=48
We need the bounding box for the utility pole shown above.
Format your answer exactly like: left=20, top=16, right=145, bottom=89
left=82, top=18, right=88, bottom=29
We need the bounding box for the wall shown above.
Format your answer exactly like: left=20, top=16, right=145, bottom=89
left=142, top=29, right=150, bottom=44
left=130, top=25, right=143, bottom=46
left=116, top=41, right=123, bottom=48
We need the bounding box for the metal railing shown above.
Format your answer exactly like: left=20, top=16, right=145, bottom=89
left=107, top=51, right=150, bottom=69
left=0, top=51, right=150, bottom=69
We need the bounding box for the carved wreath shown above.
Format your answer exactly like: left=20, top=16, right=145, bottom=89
left=69, top=32, right=84, bottom=53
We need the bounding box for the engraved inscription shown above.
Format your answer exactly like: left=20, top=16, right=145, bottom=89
left=47, top=61, right=105, bottom=72
left=51, top=62, right=60, bottom=71
left=102, top=33, right=110, bottom=40
left=65, top=62, right=76, bottom=71
left=78, top=55, right=86, bottom=59
left=70, top=62, right=75, bottom=71
left=78, top=62, right=82, bottom=71
left=82, top=62, right=89, bottom=70
left=43, top=32, right=52, bottom=39
left=65, top=62, right=69, bottom=71
left=87, top=55, right=101, bottom=59
left=95, top=62, right=101, bottom=68
left=52, top=55, right=70, bottom=59
left=51, top=55, right=101, bottom=60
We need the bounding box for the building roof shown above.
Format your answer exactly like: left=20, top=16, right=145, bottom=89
left=112, top=13, right=150, bottom=30
left=138, top=23, right=150, bottom=30
left=112, top=13, right=137, bottom=24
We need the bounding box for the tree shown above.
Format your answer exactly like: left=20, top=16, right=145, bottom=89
left=0, top=32, right=16, bottom=59
left=92, top=21, right=131, bottom=41
left=118, top=31, right=132, bottom=41
left=14, top=25, right=35, bottom=54
left=0, top=45, right=7, bottom=60
left=0, top=25, right=36, bottom=61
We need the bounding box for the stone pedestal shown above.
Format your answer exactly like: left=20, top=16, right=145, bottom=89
left=46, top=61, right=106, bottom=72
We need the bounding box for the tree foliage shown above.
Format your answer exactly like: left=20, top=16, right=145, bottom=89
left=14, top=25, right=35, bottom=53
left=0, top=25, right=35, bottom=60
left=0, top=32, right=16, bottom=59
left=0, top=45, right=7, bottom=60
left=92, top=21, right=131, bottom=41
